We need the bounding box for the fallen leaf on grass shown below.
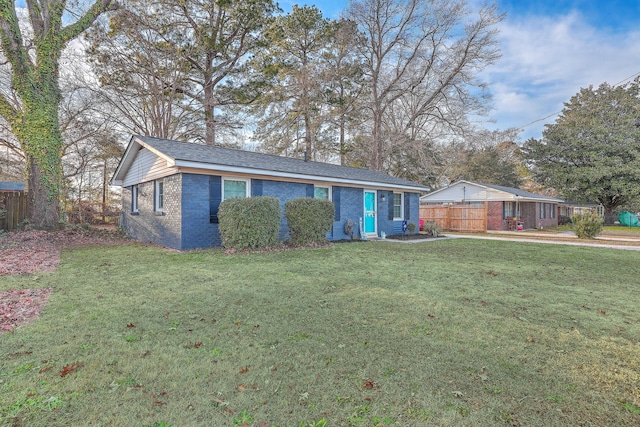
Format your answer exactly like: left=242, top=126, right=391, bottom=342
left=126, top=323, right=135, bottom=328
left=487, top=270, right=498, bottom=276
left=598, top=310, right=606, bottom=316
left=363, top=380, right=378, bottom=389
left=237, top=383, right=246, bottom=391
left=194, top=341, right=202, bottom=348
left=238, top=366, right=249, bottom=374
left=39, top=365, right=53, bottom=374
left=60, top=362, right=82, bottom=378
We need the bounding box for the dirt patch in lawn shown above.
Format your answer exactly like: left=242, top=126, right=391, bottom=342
left=0, top=228, right=130, bottom=275
left=0, top=228, right=131, bottom=334
left=0, top=288, right=53, bottom=334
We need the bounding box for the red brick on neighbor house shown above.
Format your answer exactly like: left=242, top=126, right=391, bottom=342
left=536, top=202, right=559, bottom=229
left=487, top=201, right=503, bottom=230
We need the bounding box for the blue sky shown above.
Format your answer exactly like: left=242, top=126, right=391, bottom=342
left=282, top=0, right=640, bottom=141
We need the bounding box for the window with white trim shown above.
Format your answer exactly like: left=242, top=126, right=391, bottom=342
left=314, top=185, right=331, bottom=200
left=550, top=203, right=556, bottom=219
left=503, top=202, right=515, bottom=219
left=393, top=192, right=404, bottom=220
left=222, top=178, right=250, bottom=200
left=540, top=202, right=546, bottom=219
left=131, top=185, right=138, bottom=213
left=154, top=180, right=164, bottom=211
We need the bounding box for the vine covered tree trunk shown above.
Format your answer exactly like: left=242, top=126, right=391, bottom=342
left=0, top=0, right=117, bottom=228
left=17, top=69, right=64, bottom=228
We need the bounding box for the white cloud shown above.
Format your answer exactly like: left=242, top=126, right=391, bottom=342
left=484, top=11, right=640, bottom=140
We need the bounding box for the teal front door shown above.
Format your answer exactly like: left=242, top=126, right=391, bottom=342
left=364, top=190, right=377, bottom=235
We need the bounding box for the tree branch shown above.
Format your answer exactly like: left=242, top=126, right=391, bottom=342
left=58, top=0, right=118, bottom=45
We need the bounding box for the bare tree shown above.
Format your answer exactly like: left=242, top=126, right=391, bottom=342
left=345, top=0, right=503, bottom=171
left=0, top=0, right=117, bottom=227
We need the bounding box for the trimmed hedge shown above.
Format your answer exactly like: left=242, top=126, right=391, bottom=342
left=284, top=198, right=335, bottom=245
left=218, top=196, right=281, bottom=250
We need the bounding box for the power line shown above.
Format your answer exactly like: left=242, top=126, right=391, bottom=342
left=517, top=70, right=640, bottom=130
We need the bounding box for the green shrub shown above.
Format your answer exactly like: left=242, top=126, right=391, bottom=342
left=407, top=222, right=417, bottom=235
left=218, top=196, right=281, bottom=250
left=572, top=211, right=603, bottom=239
left=423, top=221, right=442, bottom=237
left=284, top=198, right=335, bottom=245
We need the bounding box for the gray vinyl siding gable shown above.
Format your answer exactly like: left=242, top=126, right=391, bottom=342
left=122, top=148, right=175, bottom=187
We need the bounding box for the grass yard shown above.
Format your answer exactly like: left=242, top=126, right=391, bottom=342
left=1, top=239, right=639, bottom=426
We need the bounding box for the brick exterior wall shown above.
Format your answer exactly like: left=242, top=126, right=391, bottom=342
left=261, top=180, right=308, bottom=241
left=486, top=201, right=503, bottom=230
left=182, top=174, right=221, bottom=250
left=520, top=202, right=536, bottom=229
left=122, top=174, right=182, bottom=249
left=486, top=201, right=557, bottom=231
left=331, top=186, right=364, bottom=240
left=536, top=202, right=559, bottom=229
left=121, top=173, right=423, bottom=249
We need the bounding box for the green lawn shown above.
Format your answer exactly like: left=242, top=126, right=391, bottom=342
left=1, top=239, right=639, bottom=426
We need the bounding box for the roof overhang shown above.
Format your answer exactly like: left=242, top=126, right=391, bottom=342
left=111, top=136, right=429, bottom=192
left=174, top=160, right=428, bottom=192
left=420, top=180, right=563, bottom=203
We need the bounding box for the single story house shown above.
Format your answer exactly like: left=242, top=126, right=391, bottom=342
left=0, top=182, right=25, bottom=192
left=419, top=180, right=564, bottom=231
left=111, top=135, right=428, bottom=250
left=558, top=201, right=604, bottom=223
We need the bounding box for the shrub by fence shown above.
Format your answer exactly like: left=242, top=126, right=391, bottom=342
left=218, top=196, right=281, bottom=250
left=0, top=191, right=28, bottom=231
left=284, top=198, right=334, bottom=245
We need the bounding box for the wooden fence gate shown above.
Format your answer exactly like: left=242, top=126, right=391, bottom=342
left=0, top=191, right=28, bottom=231
left=420, top=204, right=486, bottom=232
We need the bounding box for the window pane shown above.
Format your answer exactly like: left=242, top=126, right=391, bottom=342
left=314, top=187, right=329, bottom=199
left=224, top=180, right=246, bottom=199
left=393, top=193, right=402, bottom=218
left=156, top=181, right=164, bottom=210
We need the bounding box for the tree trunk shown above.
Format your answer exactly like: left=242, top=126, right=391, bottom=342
left=203, top=63, right=216, bottom=146
left=371, top=107, right=384, bottom=171
left=604, top=206, right=616, bottom=225
left=27, top=156, right=61, bottom=228
left=20, top=94, right=64, bottom=229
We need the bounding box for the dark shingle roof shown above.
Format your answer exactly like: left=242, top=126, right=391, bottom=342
left=135, top=135, right=427, bottom=190
left=0, top=182, right=25, bottom=191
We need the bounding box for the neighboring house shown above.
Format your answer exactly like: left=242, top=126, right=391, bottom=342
left=111, top=135, right=428, bottom=250
left=558, top=201, right=604, bottom=222
left=0, top=182, right=25, bottom=192
left=419, top=180, right=564, bottom=231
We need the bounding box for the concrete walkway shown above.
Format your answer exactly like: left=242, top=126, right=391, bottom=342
left=376, top=231, right=640, bottom=251
left=446, top=232, right=640, bottom=251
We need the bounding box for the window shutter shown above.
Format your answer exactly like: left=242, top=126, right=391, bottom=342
left=209, top=176, right=222, bottom=223
left=404, top=192, right=411, bottom=220
left=252, top=179, right=263, bottom=196
left=388, top=192, right=394, bottom=220
left=333, top=187, right=341, bottom=221
left=306, top=184, right=314, bottom=198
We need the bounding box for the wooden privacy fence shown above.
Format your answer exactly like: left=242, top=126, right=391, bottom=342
left=420, top=204, right=486, bottom=232
left=0, top=191, right=28, bottom=231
